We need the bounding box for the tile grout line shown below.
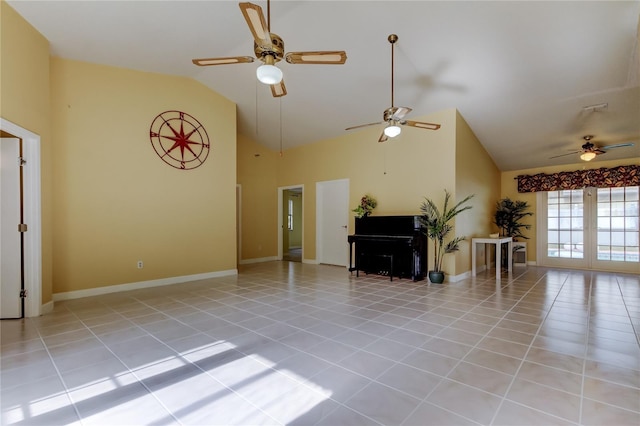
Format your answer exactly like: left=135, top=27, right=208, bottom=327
left=489, top=270, right=582, bottom=425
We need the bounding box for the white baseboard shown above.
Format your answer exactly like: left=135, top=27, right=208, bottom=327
left=239, top=256, right=278, bottom=265
left=52, top=269, right=237, bottom=301
left=448, top=270, right=471, bottom=282
left=302, top=258, right=319, bottom=264
left=40, top=300, right=54, bottom=315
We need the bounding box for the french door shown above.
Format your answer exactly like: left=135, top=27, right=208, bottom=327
left=540, top=186, right=639, bottom=273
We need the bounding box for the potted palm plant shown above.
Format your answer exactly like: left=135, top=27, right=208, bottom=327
left=493, top=197, right=533, bottom=266
left=419, top=190, right=474, bottom=283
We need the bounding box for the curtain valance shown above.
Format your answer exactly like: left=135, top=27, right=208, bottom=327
left=517, top=165, right=640, bottom=193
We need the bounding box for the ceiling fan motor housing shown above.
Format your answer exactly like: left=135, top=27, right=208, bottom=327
left=254, top=33, right=284, bottom=62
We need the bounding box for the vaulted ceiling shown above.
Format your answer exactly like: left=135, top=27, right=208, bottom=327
left=8, top=0, right=640, bottom=171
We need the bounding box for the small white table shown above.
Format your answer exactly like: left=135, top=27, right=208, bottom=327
left=472, top=237, right=512, bottom=279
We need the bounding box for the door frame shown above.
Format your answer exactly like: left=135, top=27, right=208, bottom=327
left=536, top=189, right=639, bottom=273
left=236, top=184, right=242, bottom=266
left=277, top=184, right=304, bottom=261
left=1, top=118, right=41, bottom=317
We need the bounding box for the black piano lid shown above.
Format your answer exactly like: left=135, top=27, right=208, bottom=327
left=354, top=215, right=422, bottom=236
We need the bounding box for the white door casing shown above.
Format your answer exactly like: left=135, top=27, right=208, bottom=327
left=278, top=185, right=303, bottom=261
left=0, top=118, right=41, bottom=317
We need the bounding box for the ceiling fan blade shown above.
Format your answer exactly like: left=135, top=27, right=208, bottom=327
left=404, top=120, right=441, bottom=131
left=548, top=150, right=582, bottom=159
left=601, top=142, right=635, bottom=150
left=378, top=132, right=388, bottom=143
left=345, top=122, right=383, bottom=131
left=192, top=56, right=255, bottom=66
left=285, top=51, right=347, bottom=65
left=270, top=80, right=287, bottom=97
left=391, top=107, right=412, bottom=120
left=239, top=2, right=272, bottom=49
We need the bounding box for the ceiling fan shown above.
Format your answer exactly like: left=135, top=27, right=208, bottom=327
left=346, top=34, right=440, bottom=142
left=192, top=0, right=347, bottom=98
left=549, top=135, right=635, bottom=162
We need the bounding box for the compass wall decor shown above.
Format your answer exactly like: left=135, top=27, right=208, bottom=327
left=149, top=110, right=210, bottom=170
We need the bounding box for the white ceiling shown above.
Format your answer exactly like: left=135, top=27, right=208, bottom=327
left=8, top=0, right=640, bottom=171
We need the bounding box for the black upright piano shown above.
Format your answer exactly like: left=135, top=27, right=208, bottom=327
left=347, top=215, right=428, bottom=281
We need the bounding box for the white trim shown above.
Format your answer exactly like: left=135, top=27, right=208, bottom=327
left=41, top=300, right=54, bottom=315
left=236, top=184, right=242, bottom=265
left=239, top=256, right=278, bottom=265
left=302, top=258, right=319, bottom=265
left=0, top=118, right=42, bottom=317
left=447, top=270, right=471, bottom=282
left=52, top=269, right=238, bottom=301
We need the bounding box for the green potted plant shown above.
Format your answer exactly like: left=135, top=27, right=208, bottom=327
left=352, top=194, right=377, bottom=218
left=493, top=197, right=533, bottom=266
left=493, top=198, right=532, bottom=240
left=419, top=190, right=474, bottom=283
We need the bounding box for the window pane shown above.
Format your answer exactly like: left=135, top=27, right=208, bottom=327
left=611, top=202, right=625, bottom=216
left=610, top=188, right=625, bottom=202
left=625, top=187, right=639, bottom=201
left=597, top=245, right=610, bottom=260
left=571, top=217, right=583, bottom=229
left=559, top=218, right=571, bottom=229
left=611, top=217, right=625, bottom=230
left=611, top=231, right=625, bottom=245
left=571, top=190, right=583, bottom=203
left=597, top=190, right=610, bottom=202
left=597, top=231, right=610, bottom=245
left=597, top=217, right=610, bottom=230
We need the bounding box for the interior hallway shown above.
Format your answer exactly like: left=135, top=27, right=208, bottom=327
left=1, top=262, right=639, bottom=425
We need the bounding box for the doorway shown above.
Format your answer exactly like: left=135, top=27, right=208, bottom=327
left=0, top=118, right=42, bottom=318
left=538, top=187, right=639, bottom=273
left=316, top=179, right=349, bottom=267
left=278, top=185, right=303, bottom=262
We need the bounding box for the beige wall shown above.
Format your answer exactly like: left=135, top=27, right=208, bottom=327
left=271, top=108, right=456, bottom=262
left=50, top=58, right=237, bottom=294
left=501, top=157, right=640, bottom=263
left=455, top=110, right=501, bottom=275
left=1, top=1, right=53, bottom=303
left=237, top=133, right=278, bottom=260
left=238, top=108, right=499, bottom=276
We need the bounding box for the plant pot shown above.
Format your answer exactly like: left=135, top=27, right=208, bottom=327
left=428, top=271, right=445, bottom=284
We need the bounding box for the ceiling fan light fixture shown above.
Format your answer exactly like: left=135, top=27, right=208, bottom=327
left=256, top=63, right=282, bottom=85
left=580, top=152, right=596, bottom=161
left=384, top=124, right=402, bottom=138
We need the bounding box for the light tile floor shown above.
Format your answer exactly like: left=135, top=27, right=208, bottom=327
left=1, top=262, right=639, bottom=425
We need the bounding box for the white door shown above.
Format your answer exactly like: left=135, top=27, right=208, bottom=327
left=1, top=138, right=22, bottom=318
left=316, top=179, right=349, bottom=266
left=540, top=187, right=639, bottom=273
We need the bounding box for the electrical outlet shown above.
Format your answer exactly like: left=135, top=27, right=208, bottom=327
left=137, top=261, right=143, bottom=269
